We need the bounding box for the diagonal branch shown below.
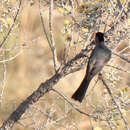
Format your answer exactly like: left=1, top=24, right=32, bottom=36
left=0, top=73, right=62, bottom=130
left=112, top=52, right=130, bottom=63
left=0, top=45, right=92, bottom=130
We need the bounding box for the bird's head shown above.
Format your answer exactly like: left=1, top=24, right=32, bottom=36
left=95, top=32, right=104, bottom=43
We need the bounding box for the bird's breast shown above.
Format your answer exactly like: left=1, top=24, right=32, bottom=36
left=95, top=47, right=111, bottom=64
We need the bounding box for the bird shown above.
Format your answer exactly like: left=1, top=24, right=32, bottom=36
left=71, top=32, right=111, bottom=102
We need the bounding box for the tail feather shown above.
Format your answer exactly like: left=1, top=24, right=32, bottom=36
left=71, top=76, right=91, bottom=102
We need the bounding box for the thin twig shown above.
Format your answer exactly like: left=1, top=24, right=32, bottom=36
left=39, top=0, right=50, bottom=45
left=117, top=46, right=130, bottom=54
left=49, top=0, right=59, bottom=72
left=114, top=0, right=127, bottom=22
left=112, top=52, right=130, bottom=63
left=109, top=0, right=115, bottom=9
left=103, top=14, right=109, bottom=33
left=106, top=0, right=128, bottom=34
left=106, top=65, right=130, bottom=74
left=83, top=32, right=94, bottom=49
left=101, top=76, right=129, bottom=130
left=0, top=53, right=7, bottom=107
left=0, top=0, right=22, bottom=48
left=0, top=49, right=24, bottom=63
left=51, top=88, right=105, bottom=121
left=117, top=0, right=122, bottom=9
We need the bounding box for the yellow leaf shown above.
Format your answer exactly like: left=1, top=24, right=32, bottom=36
left=82, top=28, right=89, bottom=33
left=66, top=33, right=71, bottom=41
left=94, top=127, right=102, bottom=130
left=122, top=87, right=129, bottom=94
left=105, top=2, right=110, bottom=7
left=116, top=120, right=123, bottom=126
left=6, top=18, right=13, bottom=26
left=66, top=6, right=71, bottom=12
left=103, top=89, right=107, bottom=94
left=57, top=8, right=64, bottom=14
left=121, top=109, right=126, bottom=117
left=64, top=20, right=70, bottom=26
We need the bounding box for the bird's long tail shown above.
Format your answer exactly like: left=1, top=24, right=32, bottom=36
left=71, top=75, right=91, bottom=102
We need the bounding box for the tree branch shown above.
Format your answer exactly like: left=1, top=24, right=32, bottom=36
left=0, top=45, right=92, bottom=129
left=0, top=73, right=62, bottom=130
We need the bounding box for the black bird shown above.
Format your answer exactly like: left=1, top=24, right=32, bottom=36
left=71, top=32, right=111, bottom=102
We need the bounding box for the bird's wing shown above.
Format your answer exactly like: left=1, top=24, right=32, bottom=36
left=86, top=54, right=97, bottom=79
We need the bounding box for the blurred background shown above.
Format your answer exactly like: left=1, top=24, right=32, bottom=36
left=0, top=0, right=129, bottom=129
